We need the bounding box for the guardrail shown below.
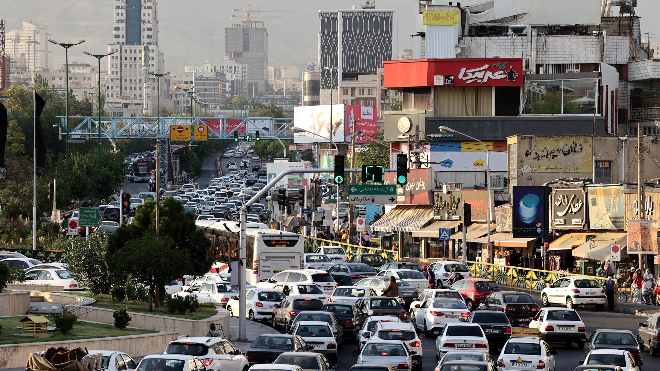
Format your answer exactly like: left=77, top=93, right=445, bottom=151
left=304, top=236, right=399, bottom=261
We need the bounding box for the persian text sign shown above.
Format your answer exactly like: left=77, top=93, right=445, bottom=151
left=433, top=190, right=462, bottom=221
left=520, top=136, right=593, bottom=174
left=627, top=219, right=658, bottom=255
left=422, top=10, right=460, bottom=26
left=552, top=188, right=587, bottom=229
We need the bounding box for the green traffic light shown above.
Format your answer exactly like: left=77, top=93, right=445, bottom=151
left=335, top=175, right=344, bottom=184
left=397, top=175, right=407, bottom=184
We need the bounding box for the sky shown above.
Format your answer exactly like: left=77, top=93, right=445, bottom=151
left=3, top=0, right=660, bottom=72
left=2, top=0, right=418, bottom=72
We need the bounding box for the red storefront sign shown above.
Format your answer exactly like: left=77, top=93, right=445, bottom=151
left=383, top=58, right=524, bottom=88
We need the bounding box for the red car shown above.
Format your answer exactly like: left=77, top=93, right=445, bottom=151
left=451, top=278, right=502, bottom=311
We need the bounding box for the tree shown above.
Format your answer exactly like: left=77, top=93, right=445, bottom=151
left=64, top=233, right=113, bottom=295
left=301, top=149, right=316, bottom=165
left=354, top=134, right=390, bottom=177
left=386, top=97, right=402, bottom=112
left=258, top=103, right=284, bottom=118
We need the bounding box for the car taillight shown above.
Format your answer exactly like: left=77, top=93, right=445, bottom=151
left=400, top=313, right=408, bottom=319
left=545, top=326, right=554, bottom=331
left=202, top=358, right=213, bottom=367
left=327, top=298, right=332, bottom=302
left=505, top=327, right=512, bottom=334
left=351, top=275, right=362, bottom=280
left=498, top=359, right=505, bottom=367
left=345, top=322, right=355, bottom=328
left=397, top=364, right=409, bottom=369
left=444, top=343, right=456, bottom=348
left=221, top=298, right=229, bottom=302
left=69, top=284, right=77, bottom=288
left=631, top=351, right=641, bottom=357
left=475, top=344, right=488, bottom=348
left=504, top=305, right=515, bottom=312
left=532, top=306, right=540, bottom=311
left=430, top=311, right=444, bottom=316
left=571, top=289, right=580, bottom=293
left=537, top=360, right=545, bottom=369
left=578, top=327, right=586, bottom=332
left=245, top=355, right=254, bottom=361
left=289, top=310, right=297, bottom=316
left=255, top=302, right=263, bottom=307
left=655, top=333, right=660, bottom=340
left=429, top=283, right=433, bottom=288
left=409, top=341, right=420, bottom=347
left=461, top=312, right=471, bottom=317
left=327, top=343, right=337, bottom=349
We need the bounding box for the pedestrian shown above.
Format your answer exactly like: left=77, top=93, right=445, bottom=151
left=427, top=265, right=436, bottom=288
left=604, top=274, right=616, bottom=311
left=382, top=276, right=398, bottom=297
left=633, top=269, right=644, bottom=304
left=205, top=323, right=221, bottom=337
left=644, top=268, right=654, bottom=304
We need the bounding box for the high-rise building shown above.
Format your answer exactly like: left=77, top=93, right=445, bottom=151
left=106, top=0, right=164, bottom=117
left=5, top=20, right=51, bottom=85
left=225, top=23, right=268, bottom=97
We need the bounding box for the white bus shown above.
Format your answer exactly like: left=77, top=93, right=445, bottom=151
left=196, top=220, right=304, bottom=284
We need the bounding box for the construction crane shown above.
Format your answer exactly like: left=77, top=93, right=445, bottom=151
left=230, top=4, right=291, bottom=28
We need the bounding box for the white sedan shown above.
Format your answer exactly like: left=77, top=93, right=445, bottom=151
left=291, top=321, right=338, bottom=364
left=378, top=269, right=429, bottom=292
left=303, top=254, right=335, bottom=270
left=436, top=323, right=489, bottom=359
left=23, top=268, right=83, bottom=291
left=528, top=307, right=587, bottom=347
left=173, top=281, right=237, bottom=307
left=497, top=337, right=556, bottom=371
left=357, top=340, right=413, bottom=371
left=315, top=246, right=348, bottom=262
left=582, top=349, right=640, bottom=371
left=226, top=288, right=286, bottom=321
left=413, top=298, right=470, bottom=336
left=328, top=286, right=376, bottom=305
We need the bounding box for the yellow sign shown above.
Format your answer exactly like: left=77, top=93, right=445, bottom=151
left=170, top=125, right=191, bottom=141
left=422, top=10, right=460, bottom=26
left=473, top=159, right=485, bottom=168
left=195, top=124, right=208, bottom=141
left=511, top=327, right=540, bottom=337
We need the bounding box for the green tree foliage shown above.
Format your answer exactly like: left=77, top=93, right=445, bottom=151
left=0, top=262, right=26, bottom=290
left=301, top=149, right=316, bottom=165
left=530, top=90, right=580, bottom=114
left=354, top=134, right=390, bottom=172
left=386, top=97, right=403, bottom=111
left=64, top=233, right=114, bottom=295
left=51, top=308, right=77, bottom=334
left=252, top=139, right=296, bottom=161
left=113, top=307, right=131, bottom=329
left=258, top=103, right=284, bottom=118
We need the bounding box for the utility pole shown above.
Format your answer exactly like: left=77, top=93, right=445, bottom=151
left=638, top=122, right=644, bottom=270
left=155, top=141, right=160, bottom=236
left=348, top=109, right=357, bottom=242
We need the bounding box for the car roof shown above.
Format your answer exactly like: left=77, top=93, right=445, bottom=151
left=546, top=307, right=578, bottom=312
left=376, top=322, right=415, bottom=331
left=142, top=354, right=195, bottom=361
left=296, top=311, right=333, bottom=316
left=286, top=269, right=327, bottom=274
left=460, top=278, right=493, bottom=282
left=472, top=310, right=506, bottom=315
left=387, top=269, right=421, bottom=273
left=589, top=349, right=628, bottom=355
left=294, top=321, right=332, bottom=327
left=441, top=361, right=490, bottom=366
left=592, top=329, right=634, bottom=334
left=363, top=339, right=406, bottom=345
left=446, top=323, right=481, bottom=328
left=170, top=336, right=227, bottom=344
left=335, top=286, right=370, bottom=291
left=249, top=365, right=300, bottom=371
left=506, top=337, right=541, bottom=344
left=280, top=351, right=319, bottom=357
left=256, top=333, right=296, bottom=338
left=366, top=316, right=401, bottom=322
left=498, top=291, right=530, bottom=295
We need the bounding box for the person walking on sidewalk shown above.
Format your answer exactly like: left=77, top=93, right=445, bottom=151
left=604, top=274, right=616, bottom=311
left=205, top=323, right=221, bottom=337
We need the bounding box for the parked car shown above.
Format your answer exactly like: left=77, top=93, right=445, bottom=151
left=541, top=276, right=606, bottom=310
left=164, top=336, right=248, bottom=371
left=0, top=257, right=42, bottom=270
left=24, top=268, right=83, bottom=291
left=450, top=278, right=502, bottom=311
left=481, top=291, right=540, bottom=326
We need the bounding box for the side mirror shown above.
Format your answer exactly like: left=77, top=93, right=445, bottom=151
left=550, top=349, right=558, bottom=355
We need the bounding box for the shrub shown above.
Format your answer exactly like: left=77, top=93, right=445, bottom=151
left=165, top=294, right=199, bottom=315
left=113, top=307, right=131, bottom=329
left=51, top=308, right=77, bottom=334
left=125, top=276, right=148, bottom=302
left=110, top=286, right=126, bottom=302
left=185, top=295, right=199, bottom=314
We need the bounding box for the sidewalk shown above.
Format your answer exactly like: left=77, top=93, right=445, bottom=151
left=613, top=300, right=660, bottom=317
left=227, top=316, right=279, bottom=351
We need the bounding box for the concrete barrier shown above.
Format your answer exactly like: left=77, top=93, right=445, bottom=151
left=0, top=332, right=178, bottom=369
left=7, top=284, right=65, bottom=292
left=0, top=291, right=31, bottom=316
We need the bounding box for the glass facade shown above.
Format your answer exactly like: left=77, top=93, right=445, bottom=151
left=523, top=78, right=598, bottom=115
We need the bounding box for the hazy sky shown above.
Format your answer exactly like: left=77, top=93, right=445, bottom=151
left=3, top=0, right=659, bottom=72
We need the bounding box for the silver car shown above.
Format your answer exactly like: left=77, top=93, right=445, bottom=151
left=357, top=340, right=413, bottom=371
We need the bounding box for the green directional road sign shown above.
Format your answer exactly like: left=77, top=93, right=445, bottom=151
left=348, top=185, right=396, bottom=195
left=79, top=207, right=103, bottom=227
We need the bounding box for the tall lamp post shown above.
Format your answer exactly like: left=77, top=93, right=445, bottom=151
left=49, top=39, right=85, bottom=177
left=150, top=72, right=168, bottom=236
left=83, top=51, right=115, bottom=156
left=183, top=88, right=196, bottom=118
left=439, top=126, right=492, bottom=263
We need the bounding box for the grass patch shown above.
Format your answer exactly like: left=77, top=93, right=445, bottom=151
left=60, top=292, right=217, bottom=320
left=0, top=316, right=157, bottom=345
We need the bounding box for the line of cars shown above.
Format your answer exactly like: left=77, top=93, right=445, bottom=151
left=0, top=251, right=83, bottom=290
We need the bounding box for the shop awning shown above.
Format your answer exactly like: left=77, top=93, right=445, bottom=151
left=548, top=232, right=597, bottom=251
left=470, top=233, right=536, bottom=248
left=451, top=223, right=496, bottom=242
left=572, top=232, right=627, bottom=261
left=371, top=205, right=434, bottom=233
left=411, top=220, right=461, bottom=238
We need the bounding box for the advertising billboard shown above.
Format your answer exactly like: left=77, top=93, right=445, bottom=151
left=627, top=219, right=658, bottom=255
left=202, top=118, right=270, bottom=136
left=462, top=190, right=495, bottom=222
left=588, top=185, right=625, bottom=230
left=551, top=188, right=587, bottom=229
left=512, top=186, right=548, bottom=239
left=429, top=151, right=507, bottom=172
left=345, top=105, right=378, bottom=144
left=422, top=10, right=460, bottom=25
left=384, top=168, right=433, bottom=205
left=433, top=190, right=462, bottom=221
left=266, top=161, right=312, bottom=188
left=519, top=136, right=593, bottom=174
left=294, top=105, right=345, bottom=143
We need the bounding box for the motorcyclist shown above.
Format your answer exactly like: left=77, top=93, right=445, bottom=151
left=447, top=267, right=461, bottom=287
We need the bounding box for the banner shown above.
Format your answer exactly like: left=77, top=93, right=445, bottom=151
left=551, top=188, right=587, bottom=229
left=384, top=168, right=433, bottom=205
left=462, top=190, right=495, bottom=222
left=345, top=105, right=377, bottom=144
left=519, top=136, right=593, bottom=174
left=294, top=105, right=345, bottom=143
left=422, top=10, right=461, bottom=25
left=512, top=186, right=548, bottom=239
left=588, top=185, right=625, bottom=230
left=627, top=219, right=658, bottom=255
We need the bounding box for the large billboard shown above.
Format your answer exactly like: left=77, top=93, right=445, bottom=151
left=202, top=118, right=269, bottom=135
left=551, top=188, right=587, bottom=230
left=588, top=185, right=625, bottom=230
left=519, top=136, right=593, bottom=174
left=294, top=105, right=345, bottom=143
left=266, top=161, right=313, bottom=188
left=512, top=186, right=549, bottom=239
left=627, top=219, right=658, bottom=255
left=384, top=168, right=433, bottom=205
left=345, top=105, right=378, bottom=144
left=429, top=151, right=507, bottom=172
left=462, top=190, right=495, bottom=222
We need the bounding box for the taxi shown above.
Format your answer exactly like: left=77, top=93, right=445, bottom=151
left=496, top=328, right=557, bottom=371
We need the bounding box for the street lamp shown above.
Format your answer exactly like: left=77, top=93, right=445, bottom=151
left=84, top=51, right=115, bottom=156
left=183, top=88, right=196, bottom=119
left=49, top=39, right=85, bottom=177
left=438, top=125, right=492, bottom=263
left=150, top=71, right=168, bottom=237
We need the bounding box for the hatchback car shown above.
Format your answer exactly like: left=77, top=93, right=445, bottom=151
left=273, top=283, right=329, bottom=303
left=586, top=329, right=643, bottom=366
left=481, top=291, right=540, bottom=326
left=450, top=278, right=502, bottom=311
left=226, top=288, right=286, bottom=321
left=357, top=340, right=413, bottom=371
left=164, top=336, right=248, bottom=371
left=541, top=277, right=606, bottom=310
left=273, top=295, right=325, bottom=331
left=245, top=334, right=312, bottom=365
left=327, top=263, right=377, bottom=286
left=371, top=321, right=423, bottom=371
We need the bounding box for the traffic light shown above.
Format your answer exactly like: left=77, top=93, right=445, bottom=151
left=463, top=203, right=472, bottom=228
left=255, top=131, right=260, bottom=141
left=396, top=154, right=408, bottom=185
left=278, top=188, right=287, bottom=210
left=334, top=155, right=345, bottom=185
left=122, top=192, right=131, bottom=217
left=234, top=131, right=239, bottom=142
left=362, top=165, right=385, bottom=183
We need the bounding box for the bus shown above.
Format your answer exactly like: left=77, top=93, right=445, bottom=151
left=196, top=220, right=304, bottom=285
left=131, top=158, right=155, bottom=182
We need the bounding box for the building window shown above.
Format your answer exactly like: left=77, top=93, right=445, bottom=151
left=523, top=78, right=598, bottom=115
left=595, top=161, right=612, bottom=183
left=351, top=88, right=355, bottom=97
left=343, top=88, right=348, bottom=96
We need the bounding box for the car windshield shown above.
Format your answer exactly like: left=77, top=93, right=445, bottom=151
left=292, top=299, right=324, bottom=310
left=295, top=325, right=333, bottom=337
left=442, top=353, right=486, bottom=362
left=216, top=283, right=234, bottom=292
left=165, top=343, right=209, bottom=356
left=333, top=288, right=366, bottom=297
left=274, top=355, right=318, bottom=369
left=586, top=354, right=626, bottom=367
left=504, top=342, right=541, bottom=355
left=324, top=247, right=345, bottom=255
left=503, top=294, right=535, bottom=303
left=474, top=281, right=500, bottom=291
left=434, top=291, right=464, bottom=300
left=362, top=255, right=385, bottom=264
left=298, top=285, right=324, bottom=295
left=433, top=299, right=467, bottom=309
left=546, top=310, right=581, bottom=321
left=446, top=326, right=482, bottom=337
left=307, top=255, right=331, bottom=262
left=377, top=330, right=416, bottom=341
left=258, top=291, right=286, bottom=302
left=136, top=359, right=185, bottom=371
left=472, top=312, right=510, bottom=323
left=350, top=367, right=393, bottom=371
left=594, top=332, right=637, bottom=346
left=322, top=304, right=352, bottom=316
left=362, top=343, right=407, bottom=357
left=55, top=270, right=71, bottom=279
left=349, top=264, right=376, bottom=273
left=251, top=336, right=294, bottom=350
left=312, top=273, right=335, bottom=283
left=574, top=279, right=602, bottom=288
left=440, top=366, right=487, bottom=371
left=444, top=264, right=470, bottom=272
left=397, top=271, right=425, bottom=280
left=370, top=298, right=402, bottom=309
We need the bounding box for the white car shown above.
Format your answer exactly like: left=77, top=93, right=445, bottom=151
left=410, top=289, right=466, bottom=317
left=248, top=365, right=303, bottom=371
left=273, top=283, right=329, bottom=303
left=23, top=268, right=83, bottom=291
left=164, top=336, right=248, bottom=371
left=257, top=269, right=338, bottom=296
left=413, top=298, right=470, bottom=336
left=182, top=273, right=226, bottom=291
left=541, top=276, right=607, bottom=310
left=378, top=269, right=429, bottom=292
left=357, top=340, right=413, bottom=371
left=87, top=350, right=138, bottom=371
left=1, top=258, right=43, bottom=270
left=528, top=307, right=587, bottom=347
left=135, top=354, right=204, bottom=371
left=430, top=262, right=472, bottom=288
left=582, top=349, right=640, bottom=371
left=226, top=288, right=286, bottom=321
left=328, top=286, right=376, bottom=305
left=129, top=198, right=144, bottom=210
left=497, top=337, right=556, bottom=371
left=436, top=351, right=496, bottom=371
left=436, top=323, right=489, bottom=359
left=25, top=262, right=68, bottom=272
left=371, top=321, right=422, bottom=369
left=291, top=321, right=338, bottom=364
left=357, top=316, right=402, bottom=348
left=173, top=281, right=237, bottom=307
left=315, top=246, right=348, bottom=262
left=303, top=254, right=335, bottom=270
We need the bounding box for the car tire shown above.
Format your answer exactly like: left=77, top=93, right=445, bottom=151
left=542, top=294, right=549, bottom=306
left=595, top=304, right=604, bottom=311
left=465, top=300, right=474, bottom=311
left=566, top=297, right=574, bottom=309
left=226, top=305, right=233, bottom=317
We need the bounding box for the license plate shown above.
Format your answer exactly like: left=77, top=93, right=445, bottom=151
left=484, top=329, right=498, bottom=333
left=446, top=315, right=458, bottom=318
left=456, top=344, right=472, bottom=348
left=313, top=344, right=323, bottom=349
left=512, top=362, right=531, bottom=367
left=559, top=326, right=573, bottom=331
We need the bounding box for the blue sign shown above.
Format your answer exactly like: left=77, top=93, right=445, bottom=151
left=302, top=209, right=313, bottom=214
left=439, top=228, right=452, bottom=241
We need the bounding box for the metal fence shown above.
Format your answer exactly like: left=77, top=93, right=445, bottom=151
left=304, top=236, right=399, bottom=261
